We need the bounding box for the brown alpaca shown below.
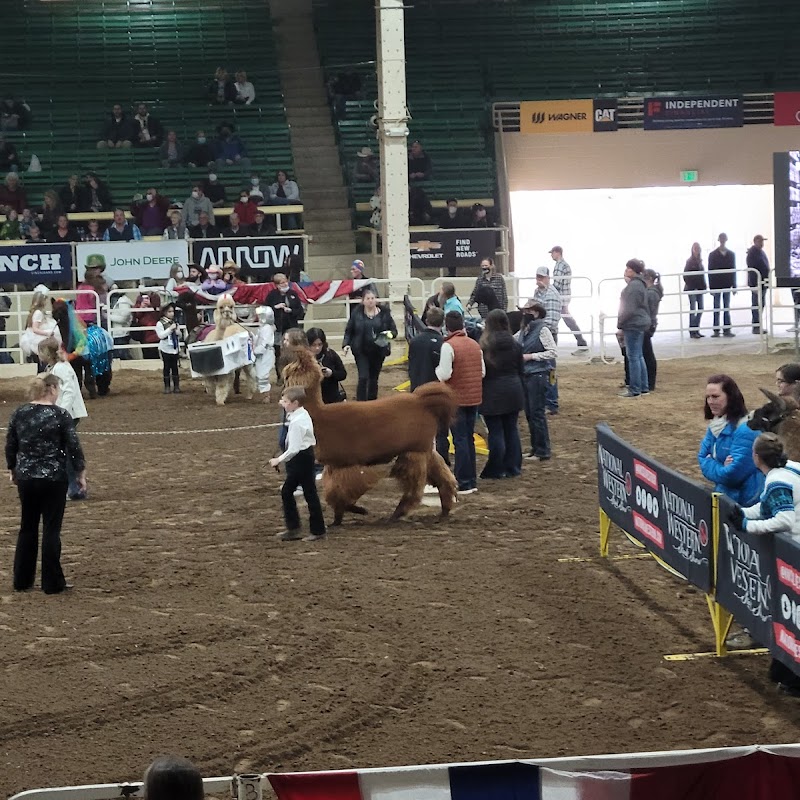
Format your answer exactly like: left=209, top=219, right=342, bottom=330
left=203, top=294, right=257, bottom=406
left=282, top=347, right=458, bottom=524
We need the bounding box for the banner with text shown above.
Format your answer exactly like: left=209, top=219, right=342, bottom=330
left=774, top=93, right=800, bottom=127
left=596, top=423, right=714, bottom=591
left=75, top=241, right=188, bottom=283
left=772, top=535, right=800, bottom=675
left=643, top=95, right=743, bottom=130
left=0, top=243, right=73, bottom=285
left=410, top=228, right=497, bottom=270
left=191, top=236, right=305, bottom=279
left=520, top=99, right=617, bottom=134
left=715, top=494, right=775, bottom=649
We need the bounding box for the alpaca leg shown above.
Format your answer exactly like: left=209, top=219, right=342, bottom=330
left=322, top=466, right=367, bottom=527
left=242, top=365, right=257, bottom=400
left=203, top=378, right=214, bottom=397
left=214, top=375, right=232, bottom=406
left=427, top=450, right=458, bottom=517
left=389, top=452, right=427, bottom=520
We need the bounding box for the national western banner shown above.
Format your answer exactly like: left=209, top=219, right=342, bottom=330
left=643, top=95, right=743, bottom=130
left=75, top=240, right=188, bottom=283
left=596, top=423, right=713, bottom=591
left=191, top=235, right=306, bottom=279
left=520, top=98, right=617, bottom=134
left=409, top=229, right=496, bottom=270
left=772, top=534, right=800, bottom=675
left=0, top=243, right=73, bottom=285
left=774, top=92, right=800, bottom=126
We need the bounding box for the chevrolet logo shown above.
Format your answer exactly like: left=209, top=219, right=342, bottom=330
left=410, top=240, right=443, bottom=253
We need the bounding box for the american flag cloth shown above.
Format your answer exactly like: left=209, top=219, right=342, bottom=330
left=175, top=279, right=372, bottom=305
left=269, top=749, right=800, bottom=800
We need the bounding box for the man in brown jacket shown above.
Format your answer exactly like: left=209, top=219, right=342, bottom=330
left=436, top=311, right=485, bottom=494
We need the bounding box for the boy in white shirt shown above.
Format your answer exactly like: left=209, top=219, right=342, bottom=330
left=269, top=387, right=326, bottom=541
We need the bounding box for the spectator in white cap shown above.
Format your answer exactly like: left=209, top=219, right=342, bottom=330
left=533, top=265, right=562, bottom=414
left=549, top=245, right=588, bottom=353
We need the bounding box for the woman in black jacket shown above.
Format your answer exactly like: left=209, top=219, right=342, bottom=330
left=342, top=289, right=397, bottom=401
left=479, top=309, right=524, bottom=479
left=307, top=327, right=347, bottom=404
left=684, top=242, right=707, bottom=338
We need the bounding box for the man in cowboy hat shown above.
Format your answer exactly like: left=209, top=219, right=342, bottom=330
left=531, top=266, right=562, bottom=414
left=354, top=147, right=378, bottom=183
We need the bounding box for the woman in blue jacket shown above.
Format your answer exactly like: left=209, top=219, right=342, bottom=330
left=698, top=374, right=764, bottom=505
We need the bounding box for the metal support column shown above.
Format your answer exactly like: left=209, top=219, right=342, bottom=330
left=375, top=0, right=410, bottom=296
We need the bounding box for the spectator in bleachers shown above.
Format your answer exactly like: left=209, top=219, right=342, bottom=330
left=0, top=98, right=31, bottom=131
left=234, top=190, right=257, bottom=226
left=0, top=172, right=28, bottom=214
left=439, top=198, right=465, bottom=229
left=159, top=130, right=184, bottom=168
left=18, top=208, right=36, bottom=237
left=0, top=209, right=20, bottom=239
left=468, top=257, right=507, bottom=317
left=47, top=215, right=78, bottom=244
left=234, top=70, right=256, bottom=105
left=203, top=173, right=227, bottom=207
left=80, top=173, right=113, bottom=214
left=221, top=211, right=249, bottom=238
left=0, top=135, right=19, bottom=173
left=408, top=140, right=432, bottom=181
left=39, top=190, right=63, bottom=233
left=58, top=174, right=82, bottom=214
left=214, top=123, right=251, bottom=173
left=251, top=208, right=276, bottom=237
left=269, top=170, right=300, bottom=228
left=82, top=219, right=103, bottom=242
left=97, top=103, right=135, bottom=149
left=327, top=72, right=362, bottom=119
left=354, top=147, right=379, bottom=183
left=26, top=224, right=44, bottom=244
left=103, top=208, right=142, bottom=241
left=132, top=103, right=163, bottom=148
left=208, top=67, right=237, bottom=105
left=142, top=755, right=204, bottom=800
left=470, top=203, right=490, bottom=228
left=250, top=173, right=270, bottom=199
left=189, top=210, right=220, bottom=239
left=163, top=210, right=189, bottom=240
left=409, top=185, right=433, bottom=226
left=185, top=130, right=215, bottom=169
left=183, top=184, right=215, bottom=227
left=132, top=188, right=170, bottom=235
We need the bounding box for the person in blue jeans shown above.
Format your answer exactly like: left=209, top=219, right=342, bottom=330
left=617, top=259, right=651, bottom=398
left=436, top=311, right=485, bottom=495
left=517, top=300, right=557, bottom=461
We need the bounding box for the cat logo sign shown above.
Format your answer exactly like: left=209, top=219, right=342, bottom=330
left=520, top=100, right=593, bottom=133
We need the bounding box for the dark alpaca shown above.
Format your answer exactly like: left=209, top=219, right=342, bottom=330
left=749, top=388, right=800, bottom=461
left=175, top=292, right=213, bottom=344
left=282, top=348, right=458, bottom=524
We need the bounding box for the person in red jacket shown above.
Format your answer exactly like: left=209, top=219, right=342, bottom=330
left=233, top=189, right=257, bottom=226
left=436, top=310, right=485, bottom=494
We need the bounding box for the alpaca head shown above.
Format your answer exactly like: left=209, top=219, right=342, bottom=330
left=214, top=293, right=237, bottom=327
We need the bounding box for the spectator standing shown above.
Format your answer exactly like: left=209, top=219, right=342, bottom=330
left=214, top=123, right=251, bottom=173
left=185, top=131, right=215, bottom=169
left=79, top=173, right=113, bottom=214
left=132, top=188, right=170, bottom=235
left=307, top=327, right=347, bottom=404
left=266, top=272, right=306, bottom=343
left=81, top=219, right=103, bottom=242
left=103, top=208, right=142, bottom=241
left=47, top=214, right=78, bottom=244
left=746, top=234, right=770, bottom=334
left=163, top=210, right=188, bottom=240
left=39, top=190, right=63, bottom=233
left=348, top=260, right=378, bottom=306
left=110, top=293, right=133, bottom=359
left=439, top=198, right=464, bottom=229
left=183, top=184, right=215, bottom=227
left=19, top=287, right=59, bottom=369
left=221, top=212, right=249, bottom=238
left=5, top=374, right=86, bottom=594
left=0, top=209, right=21, bottom=239
left=532, top=266, right=562, bottom=414
left=0, top=172, right=28, bottom=214
left=203, top=173, right=227, bottom=207
left=97, top=103, right=134, bottom=149
left=354, top=147, right=379, bottom=184
left=234, top=190, right=258, bottom=226
left=479, top=309, right=524, bottom=479
left=159, top=130, right=184, bottom=168
left=132, top=103, right=163, bottom=148
left=0, top=135, right=19, bottom=172
left=188, top=211, right=219, bottom=239
left=436, top=310, right=485, bottom=494
left=234, top=71, right=256, bottom=104
left=617, top=259, right=651, bottom=398
left=708, top=232, right=736, bottom=337
left=132, top=292, right=161, bottom=359
left=643, top=268, right=663, bottom=392
left=408, top=140, right=432, bottom=180
left=75, top=254, right=110, bottom=326
left=207, top=67, right=237, bottom=104
left=549, top=245, right=588, bottom=352
left=517, top=300, right=556, bottom=461
left=59, top=174, right=82, bottom=214
left=684, top=242, right=707, bottom=338
left=269, top=170, right=300, bottom=229
left=342, top=289, right=397, bottom=401
left=409, top=186, right=433, bottom=226
left=439, top=282, right=465, bottom=316
left=467, top=257, right=507, bottom=318
left=164, top=263, right=186, bottom=297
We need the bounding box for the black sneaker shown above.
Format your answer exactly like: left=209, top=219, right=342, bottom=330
left=723, top=331, right=736, bottom=338
left=277, top=530, right=303, bottom=541
left=712, top=331, right=721, bottom=338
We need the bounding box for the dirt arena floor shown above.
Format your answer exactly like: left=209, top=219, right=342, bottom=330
left=2, top=352, right=800, bottom=796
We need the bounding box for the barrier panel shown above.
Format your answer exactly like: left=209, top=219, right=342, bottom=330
left=191, top=235, right=307, bottom=278
left=772, top=535, right=800, bottom=673
left=597, top=423, right=714, bottom=591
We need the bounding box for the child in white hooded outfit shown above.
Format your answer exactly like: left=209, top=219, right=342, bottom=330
left=253, top=305, right=276, bottom=400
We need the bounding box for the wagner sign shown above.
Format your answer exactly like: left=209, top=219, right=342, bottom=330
left=191, top=236, right=305, bottom=278
left=75, top=241, right=188, bottom=283
left=520, top=98, right=618, bottom=134
left=0, top=243, right=73, bottom=285
left=596, top=423, right=713, bottom=591
left=643, top=95, right=743, bottom=130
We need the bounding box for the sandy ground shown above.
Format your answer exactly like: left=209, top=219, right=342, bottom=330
left=1, top=352, right=799, bottom=796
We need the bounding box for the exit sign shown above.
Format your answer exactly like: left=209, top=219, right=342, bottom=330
left=680, top=170, right=699, bottom=183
